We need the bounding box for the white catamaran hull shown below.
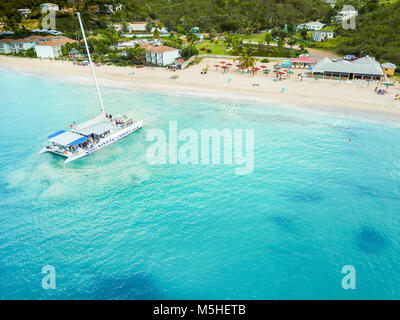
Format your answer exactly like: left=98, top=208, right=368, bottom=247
left=65, top=120, right=143, bottom=163
left=40, top=13, right=144, bottom=163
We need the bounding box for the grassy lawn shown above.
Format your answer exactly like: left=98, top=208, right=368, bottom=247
left=195, top=40, right=228, bottom=55
left=240, top=32, right=267, bottom=42
left=20, top=19, right=40, bottom=29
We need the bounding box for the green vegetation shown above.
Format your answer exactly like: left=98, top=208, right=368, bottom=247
left=196, top=40, right=226, bottom=55
left=1, top=0, right=399, bottom=67
left=334, top=0, right=400, bottom=66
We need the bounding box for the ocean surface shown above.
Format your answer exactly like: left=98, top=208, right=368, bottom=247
left=1, top=68, right=400, bottom=300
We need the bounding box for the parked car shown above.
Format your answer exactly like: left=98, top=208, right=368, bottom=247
left=343, top=55, right=359, bottom=61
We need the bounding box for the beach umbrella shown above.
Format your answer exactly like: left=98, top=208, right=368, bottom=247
left=251, top=67, right=260, bottom=75
left=226, top=63, right=233, bottom=67
left=221, top=65, right=228, bottom=73
left=307, top=67, right=313, bottom=70
left=276, top=71, right=285, bottom=80
left=260, top=65, right=267, bottom=68
left=214, top=64, right=220, bottom=70
left=383, top=82, right=394, bottom=89
left=220, top=61, right=226, bottom=64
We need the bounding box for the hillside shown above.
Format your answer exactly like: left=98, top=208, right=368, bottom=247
left=337, top=0, right=400, bottom=66
left=317, top=0, right=400, bottom=67
left=0, top=0, right=333, bottom=33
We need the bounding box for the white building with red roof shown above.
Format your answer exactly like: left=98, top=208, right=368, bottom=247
left=144, top=44, right=180, bottom=66
left=34, top=37, right=76, bottom=59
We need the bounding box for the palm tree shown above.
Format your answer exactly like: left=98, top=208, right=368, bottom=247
left=287, top=38, right=297, bottom=49
left=186, top=31, right=199, bottom=45
left=240, top=45, right=256, bottom=71
left=153, top=28, right=160, bottom=39
left=145, top=22, right=153, bottom=33
left=264, top=32, right=273, bottom=52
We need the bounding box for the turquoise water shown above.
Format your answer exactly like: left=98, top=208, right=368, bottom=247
left=1, top=68, right=400, bottom=300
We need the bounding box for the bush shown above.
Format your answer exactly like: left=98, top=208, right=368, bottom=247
left=181, top=45, right=199, bottom=59
left=261, top=58, right=269, bottom=63
left=206, top=49, right=212, bottom=53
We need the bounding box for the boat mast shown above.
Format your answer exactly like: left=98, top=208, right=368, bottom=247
left=76, top=12, right=106, bottom=119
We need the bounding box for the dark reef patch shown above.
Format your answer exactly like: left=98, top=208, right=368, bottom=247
left=355, top=226, right=386, bottom=254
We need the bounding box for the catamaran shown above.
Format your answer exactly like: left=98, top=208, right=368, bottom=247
left=40, top=12, right=143, bottom=163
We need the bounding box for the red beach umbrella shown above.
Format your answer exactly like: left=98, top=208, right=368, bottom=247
left=221, top=65, right=228, bottom=73
left=214, top=64, right=220, bottom=70
left=260, top=65, right=267, bottom=68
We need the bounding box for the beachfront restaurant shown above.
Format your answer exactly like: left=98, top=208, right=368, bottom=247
left=310, top=56, right=384, bottom=80
left=291, top=57, right=316, bottom=68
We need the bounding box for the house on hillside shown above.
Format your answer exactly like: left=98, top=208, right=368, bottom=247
left=337, top=10, right=358, bottom=21
left=144, top=44, right=180, bottom=66
left=104, top=4, right=114, bottom=13
left=312, top=30, right=334, bottom=42
left=381, top=63, right=397, bottom=76
left=40, top=3, right=59, bottom=12
left=151, top=26, right=169, bottom=35
left=17, top=9, right=31, bottom=18
left=130, top=22, right=147, bottom=32
left=324, top=0, right=336, bottom=8
left=296, top=21, right=325, bottom=31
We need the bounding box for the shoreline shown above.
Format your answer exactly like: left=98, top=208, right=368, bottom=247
left=1, top=55, right=400, bottom=125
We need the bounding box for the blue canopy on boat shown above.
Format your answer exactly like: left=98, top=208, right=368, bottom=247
left=69, top=136, right=89, bottom=147
left=48, top=130, right=66, bottom=140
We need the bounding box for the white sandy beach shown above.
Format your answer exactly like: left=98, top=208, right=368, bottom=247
left=1, top=55, right=400, bottom=120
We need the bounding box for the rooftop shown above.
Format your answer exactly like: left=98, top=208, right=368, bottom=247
left=144, top=44, right=178, bottom=53
left=381, top=62, right=397, bottom=69
left=36, top=38, right=76, bottom=47
left=312, top=56, right=384, bottom=76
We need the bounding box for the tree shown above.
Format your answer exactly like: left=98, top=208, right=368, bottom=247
left=287, top=38, right=297, bottom=49
left=277, top=38, right=285, bottom=50
left=127, top=46, right=145, bottom=64
left=145, top=21, right=153, bottom=33
left=300, top=28, right=308, bottom=41
left=186, top=31, right=198, bottom=45
left=181, top=45, right=198, bottom=59
left=240, top=45, right=256, bottom=70
left=153, top=28, right=160, bottom=39
left=264, top=32, right=273, bottom=52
